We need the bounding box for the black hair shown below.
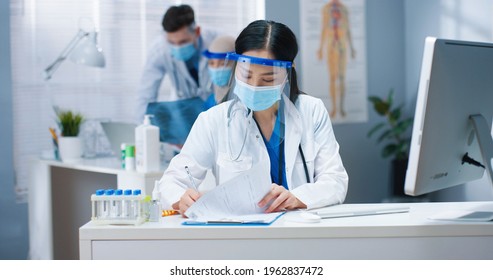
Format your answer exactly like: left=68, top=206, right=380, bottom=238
left=162, top=4, right=195, bottom=32
left=235, top=20, right=303, bottom=103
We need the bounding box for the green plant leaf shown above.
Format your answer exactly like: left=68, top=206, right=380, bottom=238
left=393, top=118, right=413, bottom=135
left=368, top=96, right=389, bottom=115
left=375, top=101, right=389, bottom=116
left=367, top=88, right=413, bottom=160
left=389, top=106, right=402, bottom=124
left=391, top=125, right=406, bottom=137
left=377, top=129, right=393, bottom=144
left=382, top=144, right=397, bottom=158
left=55, top=109, right=84, bottom=137
left=368, top=96, right=382, bottom=104
left=367, top=122, right=386, bottom=138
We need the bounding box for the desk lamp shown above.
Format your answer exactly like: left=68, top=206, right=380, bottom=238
left=43, top=19, right=105, bottom=80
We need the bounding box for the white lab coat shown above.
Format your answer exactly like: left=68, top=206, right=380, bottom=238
left=158, top=94, right=348, bottom=210
left=135, top=30, right=218, bottom=122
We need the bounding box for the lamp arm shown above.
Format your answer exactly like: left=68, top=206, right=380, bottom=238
left=44, top=29, right=89, bottom=80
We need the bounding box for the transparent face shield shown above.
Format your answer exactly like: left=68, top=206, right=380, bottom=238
left=202, top=50, right=234, bottom=88
left=224, top=53, right=293, bottom=154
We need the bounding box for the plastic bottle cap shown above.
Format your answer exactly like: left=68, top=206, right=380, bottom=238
left=143, top=114, right=153, bottom=125
left=95, top=189, right=105, bottom=195
left=125, top=145, right=135, bottom=157
left=132, top=189, right=141, bottom=195
left=115, top=189, right=123, bottom=195
left=124, top=189, right=132, bottom=195
left=104, top=189, right=115, bottom=195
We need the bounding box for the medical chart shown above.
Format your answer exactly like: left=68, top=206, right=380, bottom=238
left=184, top=163, right=272, bottom=221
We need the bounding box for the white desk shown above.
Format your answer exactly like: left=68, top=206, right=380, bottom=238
left=79, top=201, right=493, bottom=260
left=28, top=157, right=163, bottom=260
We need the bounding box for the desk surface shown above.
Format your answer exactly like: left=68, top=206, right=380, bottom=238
left=39, top=157, right=163, bottom=176
left=79, top=201, right=493, bottom=260
left=80, top=201, right=493, bottom=240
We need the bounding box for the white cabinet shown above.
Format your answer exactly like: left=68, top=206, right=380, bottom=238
left=29, top=157, right=163, bottom=259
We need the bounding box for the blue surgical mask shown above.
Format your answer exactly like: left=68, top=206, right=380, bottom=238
left=170, top=42, right=197, bottom=61
left=233, top=77, right=285, bottom=111
left=208, top=67, right=232, bottom=87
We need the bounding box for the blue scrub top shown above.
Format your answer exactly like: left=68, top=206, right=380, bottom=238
left=203, top=93, right=216, bottom=111
left=260, top=117, right=288, bottom=190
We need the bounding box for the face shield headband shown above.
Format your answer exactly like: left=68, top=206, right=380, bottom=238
left=203, top=51, right=235, bottom=87
left=225, top=53, right=292, bottom=112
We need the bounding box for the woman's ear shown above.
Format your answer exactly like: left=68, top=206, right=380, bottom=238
left=195, top=25, right=201, bottom=37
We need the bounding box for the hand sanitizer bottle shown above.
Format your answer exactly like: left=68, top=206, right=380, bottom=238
left=135, top=114, right=160, bottom=173
left=149, top=181, right=162, bottom=222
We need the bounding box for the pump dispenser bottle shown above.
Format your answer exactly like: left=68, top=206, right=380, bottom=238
left=135, top=114, right=160, bottom=173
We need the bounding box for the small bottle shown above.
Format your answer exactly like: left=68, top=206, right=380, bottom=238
left=131, top=189, right=142, bottom=219
left=114, top=189, right=123, bottom=218
left=120, top=143, right=126, bottom=169
left=92, top=189, right=105, bottom=220
left=123, top=189, right=132, bottom=218
left=142, top=195, right=151, bottom=221
left=149, top=181, right=162, bottom=222
left=125, top=145, right=135, bottom=171
left=103, top=189, right=114, bottom=219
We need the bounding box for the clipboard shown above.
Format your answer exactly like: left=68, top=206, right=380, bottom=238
left=182, top=212, right=285, bottom=226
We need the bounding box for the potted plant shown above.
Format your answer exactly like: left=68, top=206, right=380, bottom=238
left=368, top=89, right=413, bottom=197
left=55, top=107, right=84, bottom=162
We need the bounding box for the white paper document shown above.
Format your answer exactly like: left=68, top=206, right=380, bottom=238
left=184, top=163, right=273, bottom=222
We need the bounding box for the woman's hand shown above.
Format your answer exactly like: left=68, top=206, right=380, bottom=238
left=172, top=189, right=201, bottom=217
left=258, top=184, right=307, bottom=213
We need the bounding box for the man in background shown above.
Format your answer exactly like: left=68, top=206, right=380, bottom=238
left=136, top=4, right=217, bottom=123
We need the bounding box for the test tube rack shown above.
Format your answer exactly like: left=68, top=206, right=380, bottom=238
left=91, top=189, right=146, bottom=225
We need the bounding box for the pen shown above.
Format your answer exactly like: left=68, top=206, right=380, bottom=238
left=185, top=166, right=198, bottom=190
left=49, top=127, right=58, bottom=145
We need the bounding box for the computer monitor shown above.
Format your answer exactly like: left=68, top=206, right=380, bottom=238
left=405, top=37, right=493, bottom=197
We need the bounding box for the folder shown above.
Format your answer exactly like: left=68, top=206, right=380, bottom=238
left=182, top=212, right=285, bottom=226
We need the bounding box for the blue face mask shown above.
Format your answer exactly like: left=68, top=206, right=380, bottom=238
left=233, top=77, right=285, bottom=111
left=170, top=42, right=197, bottom=61
left=208, top=67, right=232, bottom=87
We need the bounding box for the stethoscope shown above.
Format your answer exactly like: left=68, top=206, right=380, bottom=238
left=226, top=99, right=311, bottom=184
left=226, top=99, right=252, bottom=162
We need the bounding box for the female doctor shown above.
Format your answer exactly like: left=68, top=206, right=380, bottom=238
left=158, top=20, right=348, bottom=216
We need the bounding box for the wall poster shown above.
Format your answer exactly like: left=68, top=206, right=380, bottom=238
left=300, top=0, right=367, bottom=124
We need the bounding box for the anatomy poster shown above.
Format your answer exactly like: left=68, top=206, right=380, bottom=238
left=300, top=0, right=367, bottom=124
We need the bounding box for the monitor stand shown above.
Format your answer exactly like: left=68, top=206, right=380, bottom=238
left=470, top=114, right=493, bottom=186
left=430, top=114, right=493, bottom=222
